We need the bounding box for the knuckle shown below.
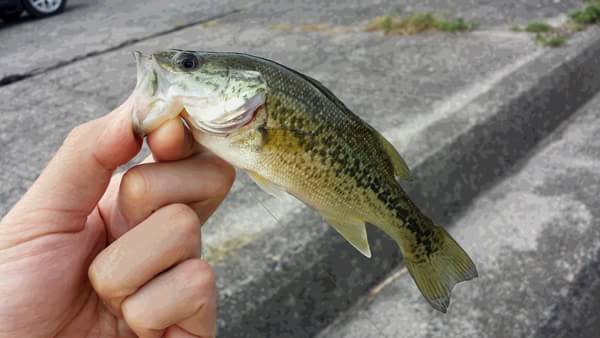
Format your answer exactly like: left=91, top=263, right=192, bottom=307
left=87, top=263, right=102, bottom=290
left=88, top=259, right=119, bottom=299
left=120, top=167, right=149, bottom=205
left=121, top=298, right=149, bottom=331
left=218, top=161, right=236, bottom=189
left=171, top=203, right=201, bottom=226
left=63, top=122, right=93, bottom=148
left=167, top=204, right=200, bottom=239
left=182, top=259, right=216, bottom=293
left=206, top=157, right=236, bottom=198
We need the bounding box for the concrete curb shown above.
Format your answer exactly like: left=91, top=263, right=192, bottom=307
left=214, top=28, right=600, bottom=337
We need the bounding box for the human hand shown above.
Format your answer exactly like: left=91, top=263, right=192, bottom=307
left=0, top=99, right=235, bottom=338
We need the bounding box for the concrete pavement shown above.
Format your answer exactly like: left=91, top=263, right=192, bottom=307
left=1, top=0, right=600, bottom=337
left=0, top=0, right=249, bottom=82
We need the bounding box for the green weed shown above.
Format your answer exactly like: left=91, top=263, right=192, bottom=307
left=366, top=13, right=477, bottom=35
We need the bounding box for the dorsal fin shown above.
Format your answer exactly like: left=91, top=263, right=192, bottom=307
left=293, top=72, right=353, bottom=114
left=376, top=133, right=411, bottom=180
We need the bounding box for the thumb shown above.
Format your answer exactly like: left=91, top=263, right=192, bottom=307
left=3, top=99, right=142, bottom=226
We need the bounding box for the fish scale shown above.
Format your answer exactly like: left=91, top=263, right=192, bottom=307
left=132, top=50, right=478, bottom=312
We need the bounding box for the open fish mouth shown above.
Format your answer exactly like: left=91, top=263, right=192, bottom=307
left=131, top=51, right=180, bottom=136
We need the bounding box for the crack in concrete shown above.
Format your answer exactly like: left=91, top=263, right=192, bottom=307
left=0, top=9, right=242, bottom=87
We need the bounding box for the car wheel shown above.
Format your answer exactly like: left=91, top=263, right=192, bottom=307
left=22, top=0, right=66, bottom=18
left=0, top=10, right=23, bottom=21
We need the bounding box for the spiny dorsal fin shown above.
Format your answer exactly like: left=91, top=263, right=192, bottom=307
left=376, top=133, right=411, bottom=180
left=294, top=73, right=353, bottom=115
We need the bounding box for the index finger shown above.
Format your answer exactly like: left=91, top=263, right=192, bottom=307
left=147, top=118, right=199, bottom=162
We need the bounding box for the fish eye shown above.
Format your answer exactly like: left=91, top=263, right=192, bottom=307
left=173, top=52, right=200, bottom=71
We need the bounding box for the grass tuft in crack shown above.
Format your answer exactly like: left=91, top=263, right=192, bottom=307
left=535, top=34, right=567, bottom=47
left=510, top=25, right=523, bottom=32
left=525, top=22, right=552, bottom=33
left=516, top=1, right=600, bottom=48
left=366, top=13, right=477, bottom=35
left=571, top=2, right=600, bottom=25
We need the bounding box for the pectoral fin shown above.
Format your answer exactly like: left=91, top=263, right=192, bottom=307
left=247, top=171, right=288, bottom=199
left=322, top=213, right=371, bottom=258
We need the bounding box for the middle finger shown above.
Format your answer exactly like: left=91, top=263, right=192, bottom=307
left=117, top=152, right=235, bottom=229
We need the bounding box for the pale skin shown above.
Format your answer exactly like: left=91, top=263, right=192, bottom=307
left=0, top=98, right=235, bottom=338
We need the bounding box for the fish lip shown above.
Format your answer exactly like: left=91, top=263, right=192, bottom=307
left=134, top=51, right=150, bottom=90
left=133, top=51, right=143, bottom=66
left=134, top=51, right=168, bottom=92
left=132, top=51, right=178, bottom=135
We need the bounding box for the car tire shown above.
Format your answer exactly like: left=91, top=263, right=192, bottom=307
left=0, top=10, right=23, bottom=21
left=22, top=0, right=66, bottom=18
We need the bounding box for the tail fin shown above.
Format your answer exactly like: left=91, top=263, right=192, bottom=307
left=404, top=227, right=477, bottom=313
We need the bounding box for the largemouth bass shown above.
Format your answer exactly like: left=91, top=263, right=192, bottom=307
left=131, top=50, right=477, bottom=312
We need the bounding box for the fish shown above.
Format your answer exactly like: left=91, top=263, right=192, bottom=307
left=130, top=49, right=478, bottom=312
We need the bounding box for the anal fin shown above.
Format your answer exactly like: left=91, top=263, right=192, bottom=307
left=322, top=212, right=371, bottom=258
